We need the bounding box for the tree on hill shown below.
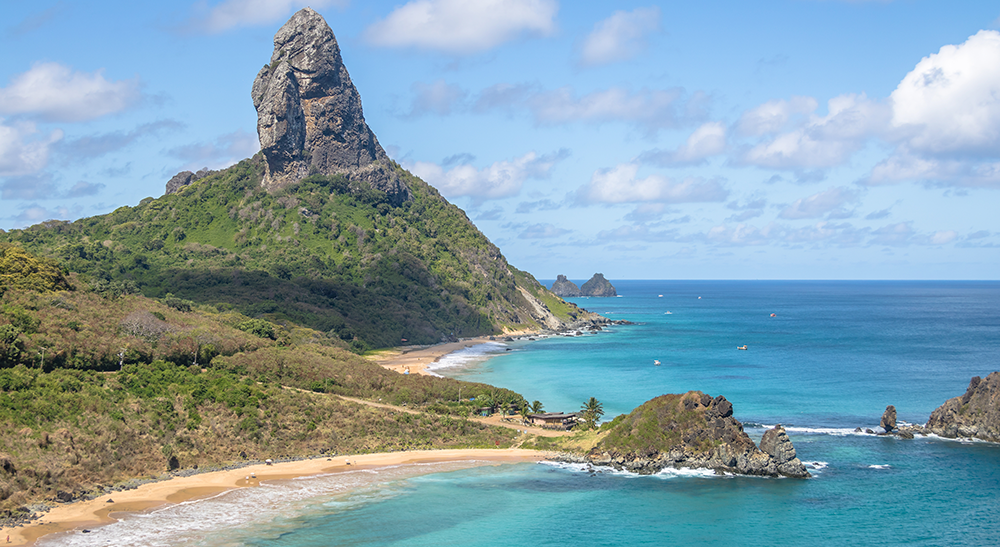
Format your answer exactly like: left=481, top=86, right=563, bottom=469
left=0, top=244, right=72, bottom=295
left=580, top=397, right=604, bottom=430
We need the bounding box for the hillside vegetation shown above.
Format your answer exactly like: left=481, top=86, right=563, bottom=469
left=0, top=251, right=527, bottom=512
left=2, top=157, right=581, bottom=350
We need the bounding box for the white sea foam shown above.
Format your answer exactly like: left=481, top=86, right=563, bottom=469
left=805, top=461, right=829, bottom=473
left=752, top=424, right=878, bottom=437
left=424, top=341, right=509, bottom=376
left=654, top=467, right=720, bottom=479
left=868, top=464, right=891, bottom=469
left=35, top=462, right=488, bottom=547
left=540, top=460, right=723, bottom=479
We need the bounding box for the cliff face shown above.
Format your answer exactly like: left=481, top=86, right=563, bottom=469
left=550, top=275, right=581, bottom=297
left=584, top=392, right=809, bottom=477
left=251, top=8, right=409, bottom=204
left=925, top=372, right=1000, bottom=442
left=580, top=273, right=617, bottom=297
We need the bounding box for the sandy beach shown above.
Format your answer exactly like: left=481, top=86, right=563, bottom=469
left=0, top=448, right=548, bottom=546
left=370, top=336, right=502, bottom=375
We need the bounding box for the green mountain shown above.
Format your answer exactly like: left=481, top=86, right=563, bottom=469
left=0, top=8, right=598, bottom=351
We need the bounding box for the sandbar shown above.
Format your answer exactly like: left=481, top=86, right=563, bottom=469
left=0, top=448, right=549, bottom=546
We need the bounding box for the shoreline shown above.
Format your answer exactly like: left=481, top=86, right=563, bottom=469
left=0, top=448, right=549, bottom=546
left=370, top=332, right=537, bottom=376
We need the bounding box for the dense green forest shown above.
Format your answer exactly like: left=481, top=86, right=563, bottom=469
left=1, top=157, right=575, bottom=350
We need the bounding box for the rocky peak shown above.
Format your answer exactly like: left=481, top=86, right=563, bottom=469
left=580, top=273, right=617, bottom=297
left=550, top=274, right=581, bottom=297
left=251, top=8, right=409, bottom=203
left=165, top=168, right=213, bottom=195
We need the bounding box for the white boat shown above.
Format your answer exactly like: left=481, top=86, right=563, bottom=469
left=654, top=360, right=661, bottom=366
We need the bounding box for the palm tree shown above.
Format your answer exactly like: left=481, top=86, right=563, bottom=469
left=518, top=405, right=530, bottom=425
left=580, top=397, right=604, bottom=430
left=531, top=400, right=544, bottom=414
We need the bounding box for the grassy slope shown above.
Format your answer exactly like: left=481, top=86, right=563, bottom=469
left=1, top=157, right=562, bottom=350
left=0, top=281, right=524, bottom=511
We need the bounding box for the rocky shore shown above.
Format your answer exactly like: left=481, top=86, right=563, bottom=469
left=862, top=372, right=1000, bottom=442
left=556, top=392, right=809, bottom=478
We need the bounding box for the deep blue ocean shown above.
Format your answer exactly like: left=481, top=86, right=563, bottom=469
left=40, top=281, right=1000, bottom=546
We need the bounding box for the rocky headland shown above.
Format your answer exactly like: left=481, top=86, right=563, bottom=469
left=923, top=372, right=1000, bottom=442
left=558, top=391, right=809, bottom=477
left=866, top=372, right=1000, bottom=442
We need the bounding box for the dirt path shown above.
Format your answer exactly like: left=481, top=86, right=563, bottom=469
left=334, top=394, right=572, bottom=437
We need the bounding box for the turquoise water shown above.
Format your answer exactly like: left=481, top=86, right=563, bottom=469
left=40, top=281, right=1000, bottom=546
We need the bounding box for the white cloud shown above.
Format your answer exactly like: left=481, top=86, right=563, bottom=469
left=0, top=120, right=62, bottom=177
left=864, top=153, right=1000, bottom=188
left=737, top=96, right=817, bottom=136
left=0, top=63, right=139, bottom=123
left=640, top=121, right=726, bottom=166
left=575, top=163, right=728, bottom=204
left=192, top=0, right=347, bottom=33
left=365, top=0, right=558, bottom=54
left=168, top=130, right=260, bottom=171
left=473, top=83, right=708, bottom=132
left=891, top=30, right=1000, bottom=157
left=519, top=223, right=570, bottom=239
left=405, top=80, right=467, bottom=117
left=929, top=230, right=958, bottom=245
left=529, top=86, right=704, bottom=131
left=779, top=186, right=859, bottom=220
left=579, top=7, right=661, bottom=67
left=408, top=149, right=568, bottom=201
left=739, top=93, right=889, bottom=170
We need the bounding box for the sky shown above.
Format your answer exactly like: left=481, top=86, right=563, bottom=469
left=2, top=0, right=1000, bottom=280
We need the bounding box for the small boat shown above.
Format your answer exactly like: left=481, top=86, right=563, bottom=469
left=664, top=311, right=672, bottom=314
left=770, top=313, right=776, bottom=317
left=738, top=345, right=748, bottom=350
left=658, top=295, right=663, bottom=297
left=654, top=360, right=661, bottom=366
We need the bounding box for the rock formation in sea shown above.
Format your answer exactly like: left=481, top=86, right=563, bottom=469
left=550, top=275, right=581, bottom=297
left=251, top=8, right=409, bottom=204
left=565, top=392, right=809, bottom=477
left=924, top=372, right=1000, bottom=442
left=580, top=273, right=617, bottom=297
left=880, top=405, right=897, bottom=433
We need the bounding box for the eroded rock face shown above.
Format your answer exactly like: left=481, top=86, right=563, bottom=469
left=165, top=168, right=213, bottom=195
left=926, top=372, right=1000, bottom=442
left=881, top=405, right=897, bottom=433
left=551, top=275, right=581, bottom=297
left=581, top=392, right=809, bottom=478
left=580, top=273, right=617, bottom=297
left=251, top=8, right=409, bottom=203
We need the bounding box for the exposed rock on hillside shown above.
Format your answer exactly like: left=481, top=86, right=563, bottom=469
left=571, top=392, right=809, bottom=477
left=550, top=275, right=581, bottom=297
left=165, top=168, right=213, bottom=195
left=251, top=8, right=409, bottom=204
left=580, top=273, right=617, bottom=297
left=925, top=372, right=1000, bottom=442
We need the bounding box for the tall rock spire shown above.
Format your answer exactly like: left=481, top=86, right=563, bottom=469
left=251, top=8, right=409, bottom=202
